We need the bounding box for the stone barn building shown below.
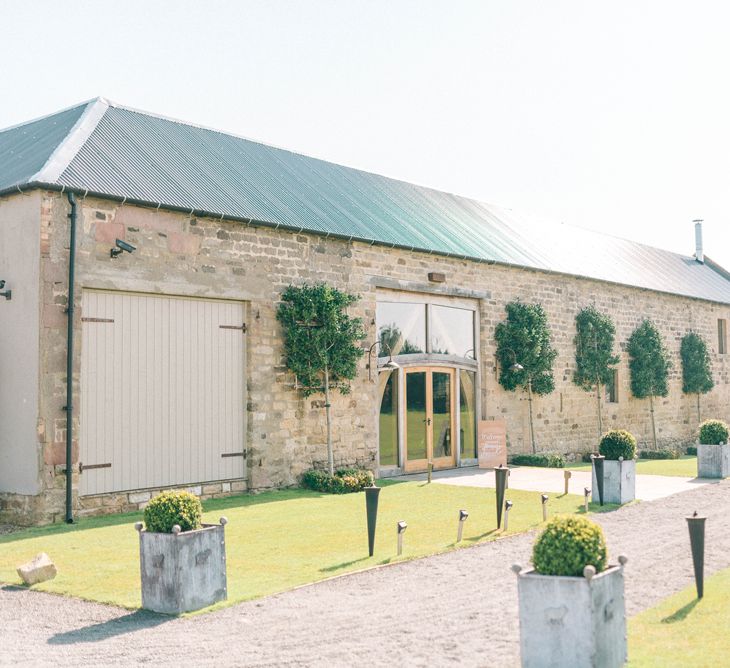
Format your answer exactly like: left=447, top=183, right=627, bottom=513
left=1, top=98, right=729, bottom=525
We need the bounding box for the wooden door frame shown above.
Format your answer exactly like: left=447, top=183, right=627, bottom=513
left=403, top=366, right=456, bottom=472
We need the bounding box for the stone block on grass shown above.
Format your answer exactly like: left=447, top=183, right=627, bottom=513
left=17, top=552, right=57, bottom=585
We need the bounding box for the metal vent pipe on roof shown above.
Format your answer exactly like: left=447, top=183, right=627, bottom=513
left=694, top=219, right=704, bottom=263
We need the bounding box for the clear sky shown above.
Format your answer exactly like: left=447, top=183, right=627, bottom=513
left=2, top=1, right=728, bottom=269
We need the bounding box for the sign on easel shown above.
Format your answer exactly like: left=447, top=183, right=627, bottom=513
left=478, top=418, right=507, bottom=468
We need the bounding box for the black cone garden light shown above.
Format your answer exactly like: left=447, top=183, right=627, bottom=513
left=494, top=464, right=509, bottom=529
left=365, top=484, right=381, bottom=557
left=592, top=454, right=605, bottom=506
left=686, top=511, right=706, bottom=599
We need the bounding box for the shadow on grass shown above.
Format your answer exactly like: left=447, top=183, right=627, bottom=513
left=661, top=598, right=699, bottom=624
left=375, top=478, right=406, bottom=487
left=319, top=556, right=370, bottom=573
left=576, top=502, right=622, bottom=515
left=48, top=609, right=169, bottom=644
left=0, top=488, right=344, bottom=544
left=465, top=528, right=499, bottom=542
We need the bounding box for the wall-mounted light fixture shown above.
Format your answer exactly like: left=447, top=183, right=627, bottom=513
left=110, top=239, right=136, bottom=259
left=366, top=340, right=400, bottom=381
left=0, top=280, right=11, bottom=301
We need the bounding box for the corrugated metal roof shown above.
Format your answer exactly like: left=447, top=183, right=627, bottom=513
left=1, top=97, right=729, bottom=304
left=0, top=102, right=88, bottom=192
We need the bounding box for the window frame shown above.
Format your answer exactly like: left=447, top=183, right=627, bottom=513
left=605, top=368, right=619, bottom=404
left=719, top=318, right=727, bottom=355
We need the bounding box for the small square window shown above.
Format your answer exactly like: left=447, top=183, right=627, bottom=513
left=719, top=319, right=727, bottom=354
left=605, top=369, right=619, bottom=403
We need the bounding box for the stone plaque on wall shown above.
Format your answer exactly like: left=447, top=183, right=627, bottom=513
left=478, top=419, right=507, bottom=468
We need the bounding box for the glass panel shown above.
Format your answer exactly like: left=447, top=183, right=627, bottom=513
left=605, top=369, right=618, bottom=404
left=378, top=371, right=398, bottom=467
left=459, top=370, right=477, bottom=458
left=406, top=372, right=427, bottom=462
left=376, top=302, right=426, bottom=357
left=432, top=371, right=452, bottom=458
left=430, top=305, right=474, bottom=358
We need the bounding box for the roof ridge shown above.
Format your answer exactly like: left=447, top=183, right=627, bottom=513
left=0, top=98, right=95, bottom=134
left=98, top=99, right=508, bottom=207
left=31, top=98, right=109, bottom=184
left=704, top=256, right=730, bottom=283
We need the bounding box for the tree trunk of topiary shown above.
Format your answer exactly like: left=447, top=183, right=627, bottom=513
left=324, top=363, right=334, bottom=476
left=527, top=379, right=536, bottom=454
left=649, top=394, right=658, bottom=450
left=697, top=393, right=701, bottom=425
left=596, top=383, right=603, bottom=436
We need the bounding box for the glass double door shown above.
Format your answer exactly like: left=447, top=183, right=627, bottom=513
left=404, top=367, right=456, bottom=472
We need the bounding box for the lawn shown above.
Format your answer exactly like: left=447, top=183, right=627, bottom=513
left=628, top=567, right=730, bottom=666
left=1, top=481, right=601, bottom=611
left=568, top=455, right=697, bottom=478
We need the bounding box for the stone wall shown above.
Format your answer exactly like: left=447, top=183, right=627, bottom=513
left=2, top=190, right=729, bottom=524
left=359, top=247, right=730, bottom=454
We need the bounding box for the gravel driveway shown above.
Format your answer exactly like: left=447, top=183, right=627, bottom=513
left=2, top=480, right=729, bottom=667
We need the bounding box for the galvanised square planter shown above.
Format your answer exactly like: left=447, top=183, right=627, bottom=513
left=697, top=442, right=730, bottom=478
left=592, top=458, right=635, bottom=505
left=135, top=517, right=228, bottom=614
left=515, top=558, right=628, bottom=668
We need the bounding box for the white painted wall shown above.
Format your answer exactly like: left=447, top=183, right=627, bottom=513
left=0, top=192, right=41, bottom=494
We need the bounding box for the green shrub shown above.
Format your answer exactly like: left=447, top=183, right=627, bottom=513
left=581, top=452, right=596, bottom=463
left=143, top=490, right=203, bottom=533
left=698, top=419, right=729, bottom=445
left=686, top=446, right=698, bottom=456
left=301, top=468, right=374, bottom=494
left=532, top=515, right=608, bottom=577
left=510, top=453, right=565, bottom=468
left=638, top=448, right=679, bottom=460
left=599, top=429, right=637, bottom=461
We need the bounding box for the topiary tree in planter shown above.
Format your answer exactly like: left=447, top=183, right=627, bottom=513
left=514, top=515, right=627, bottom=667
left=598, top=429, right=637, bottom=461
left=699, top=419, right=729, bottom=445
left=573, top=306, right=620, bottom=436
left=276, top=283, right=366, bottom=475
left=135, top=490, right=228, bottom=613
left=532, top=515, right=608, bottom=576
left=495, top=301, right=557, bottom=453
left=697, top=419, right=730, bottom=478
left=593, top=429, right=637, bottom=504
left=681, top=332, right=714, bottom=424
left=627, top=320, right=671, bottom=450
left=143, top=490, right=202, bottom=533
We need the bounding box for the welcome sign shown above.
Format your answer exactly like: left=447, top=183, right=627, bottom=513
left=478, top=418, right=507, bottom=468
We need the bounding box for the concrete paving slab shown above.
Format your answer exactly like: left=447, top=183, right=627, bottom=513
left=400, top=465, right=715, bottom=501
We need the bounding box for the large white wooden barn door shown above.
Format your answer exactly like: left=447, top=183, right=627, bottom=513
left=80, top=290, right=246, bottom=496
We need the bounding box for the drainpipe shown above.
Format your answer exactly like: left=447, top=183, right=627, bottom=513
left=65, top=192, right=77, bottom=523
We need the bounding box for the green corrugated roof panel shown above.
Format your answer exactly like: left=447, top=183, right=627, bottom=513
left=0, top=102, right=88, bottom=192
left=1, top=97, right=729, bottom=305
